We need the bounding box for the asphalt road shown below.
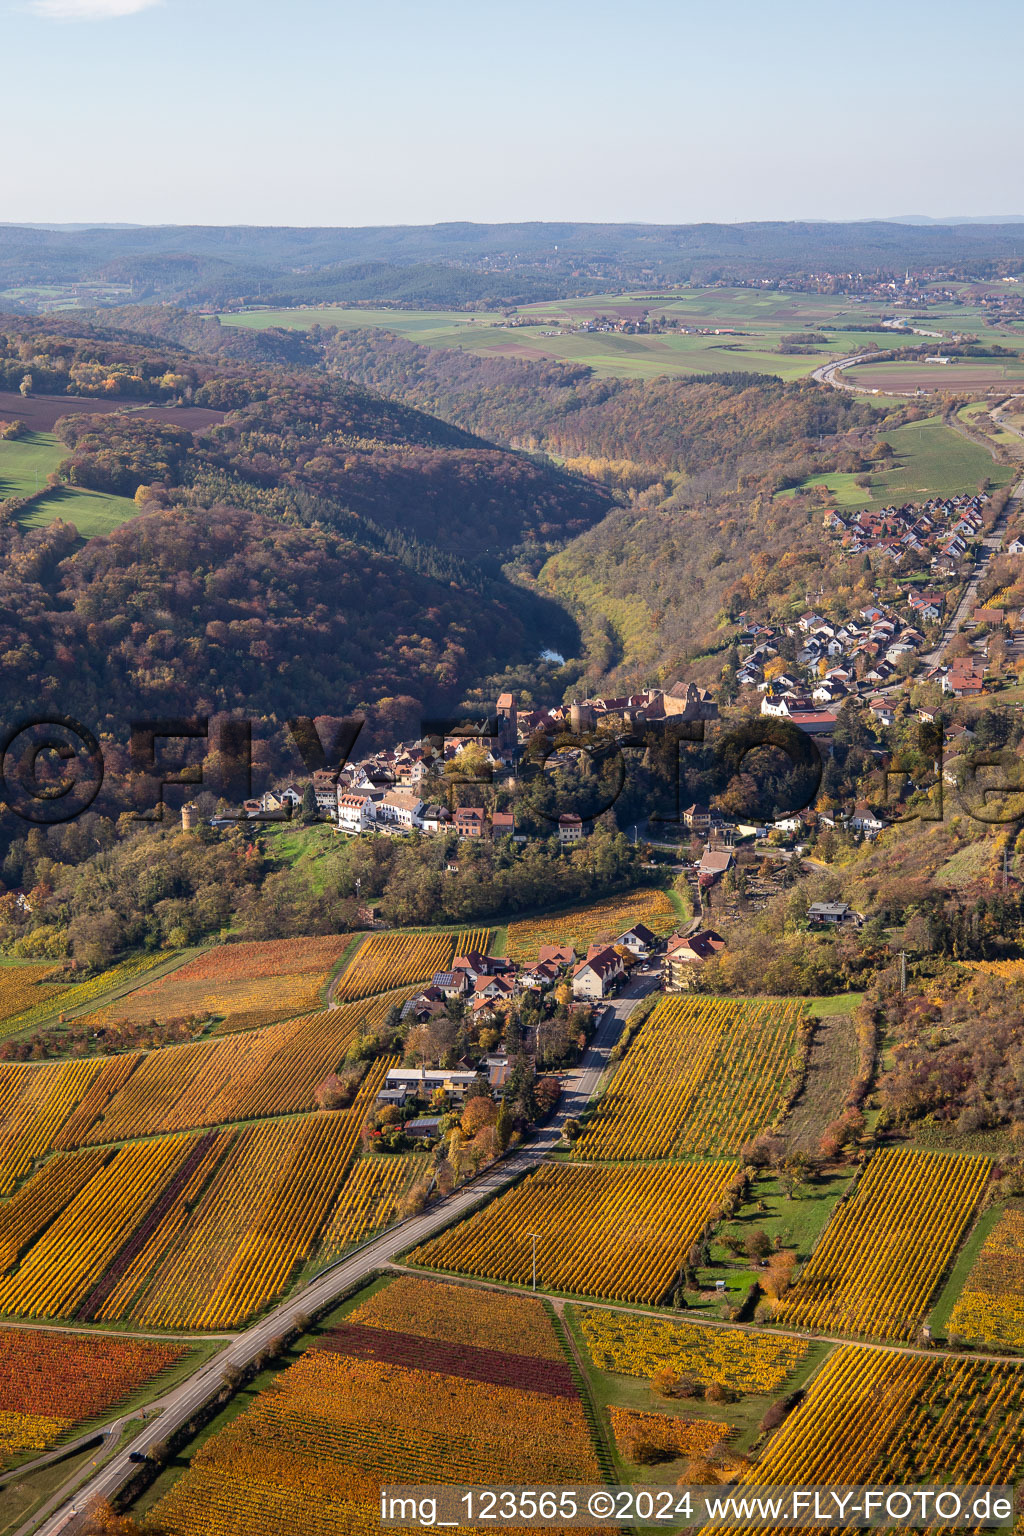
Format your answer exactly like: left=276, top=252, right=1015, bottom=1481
left=810, top=351, right=878, bottom=391
left=26, top=973, right=658, bottom=1536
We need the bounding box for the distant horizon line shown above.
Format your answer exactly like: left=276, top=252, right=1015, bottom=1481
left=3, top=214, right=1024, bottom=233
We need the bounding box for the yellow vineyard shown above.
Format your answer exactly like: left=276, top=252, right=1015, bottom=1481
left=505, top=890, right=675, bottom=965
left=575, top=1307, right=809, bottom=1395
left=775, top=1148, right=990, bottom=1340
left=0, top=1063, right=392, bottom=1329
left=573, top=994, right=806, bottom=1160
left=333, top=929, right=491, bottom=1004
left=948, top=1206, right=1024, bottom=1349
left=702, top=1344, right=1024, bottom=1536
left=319, top=1154, right=423, bottom=1261
left=74, top=937, right=352, bottom=1036
left=410, top=1160, right=734, bottom=1303
left=0, top=953, right=174, bottom=1040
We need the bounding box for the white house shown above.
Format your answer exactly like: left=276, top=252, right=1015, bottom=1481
left=572, top=946, right=625, bottom=1000
left=558, top=812, right=584, bottom=844
left=849, top=804, right=887, bottom=835
left=808, top=901, right=861, bottom=927
left=336, top=792, right=374, bottom=836
left=376, top=790, right=425, bottom=830
left=615, top=922, right=657, bottom=957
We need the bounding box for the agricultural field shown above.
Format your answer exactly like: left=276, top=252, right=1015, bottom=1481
left=332, top=928, right=491, bottom=1004
left=0, top=951, right=173, bottom=1040
left=702, top=1344, right=1024, bottom=1535
left=0, top=427, right=138, bottom=534
left=409, top=1160, right=735, bottom=1303
left=347, top=1274, right=566, bottom=1356
left=778, top=414, right=1015, bottom=513
left=846, top=355, right=1024, bottom=396
left=774, top=1148, right=991, bottom=1340
left=76, top=937, right=350, bottom=1035
left=947, top=1206, right=1024, bottom=1350
left=16, top=482, right=140, bottom=538
left=505, top=890, right=675, bottom=965
left=40, top=990, right=402, bottom=1148
left=0, top=963, right=66, bottom=1038
left=0, top=1329, right=185, bottom=1464
left=573, top=995, right=806, bottom=1160
left=0, top=429, right=66, bottom=497
left=0, top=1064, right=390, bottom=1328
left=148, top=1279, right=601, bottom=1536
left=575, top=1308, right=809, bottom=1397
left=318, top=1152, right=425, bottom=1261
left=607, top=1406, right=729, bottom=1465
left=0, top=1057, right=106, bottom=1193
left=221, top=286, right=1023, bottom=383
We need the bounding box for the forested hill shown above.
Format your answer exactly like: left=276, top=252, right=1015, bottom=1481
left=6, top=219, right=1024, bottom=307
left=0, top=318, right=608, bottom=738
left=322, top=326, right=880, bottom=481
left=318, top=326, right=897, bottom=689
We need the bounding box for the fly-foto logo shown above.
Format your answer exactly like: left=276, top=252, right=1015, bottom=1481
left=0, top=710, right=1015, bottom=829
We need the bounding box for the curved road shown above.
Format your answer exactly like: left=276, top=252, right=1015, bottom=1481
left=811, top=351, right=878, bottom=390
left=25, top=974, right=658, bottom=1536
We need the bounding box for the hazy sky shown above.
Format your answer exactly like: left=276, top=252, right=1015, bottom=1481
left=2, top=0, right=1021, bottom=226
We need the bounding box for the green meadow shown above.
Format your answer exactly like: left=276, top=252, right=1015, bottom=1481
left=0, top=430, right=66, bottom=497
left=0, top=430, right=139, bottom=538
left=778, top=416, right=1014, bottom=512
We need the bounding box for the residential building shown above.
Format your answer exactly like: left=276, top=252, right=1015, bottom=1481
left=558, top=812, right=584, bottom=843
left=454, top=806, right=486, bottom=838
left=376, top=789, right=425, bottom=830
left=538, top=944, right=575, bottom=968
left=664, top=929, right=726, bottom=988
left=615, top=922, right=657, bottom=957
left=683, top=802, right=715, bottom=833
left=571, top=945, right=625, bottom=1000
left=336, top=792, right=374, bottom=836
left=699, top=847, right=734, bottom=885
left=431, top=971, right=468, bottom=999
left=807, top=901, right=861, bottom=926
left=381, top=1068, right=482, bottom=1103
